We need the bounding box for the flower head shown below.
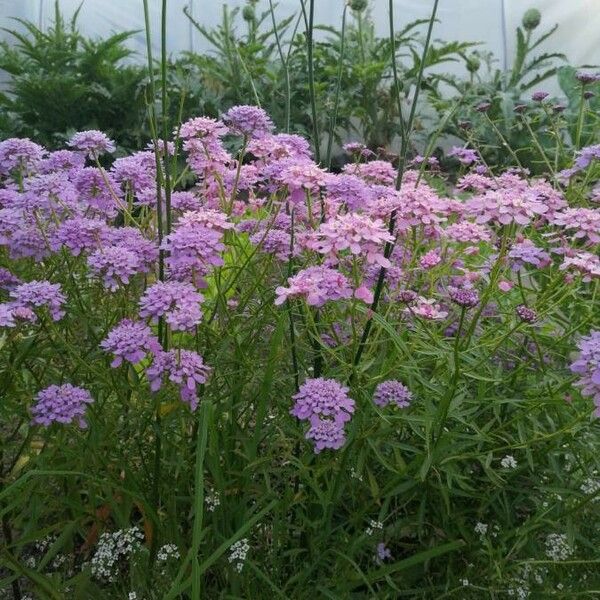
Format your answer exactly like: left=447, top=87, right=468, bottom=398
left=146, top=349, right=211, bottom=410
left=275, top=266, right=353, bottom=307
left=100, top=319, right=161, bottom=367
left=32, top=384, right=93, bottom=427
left=139, top=281, right=204, bottom=331
left=291, top=377, right=355, bottom=424
left=373, top=380, right=412, bottom=408
left=10, top=280, right=66, bottom=321
left=68, top=130, right=115, bottom=158
left=222, top=105, right=274, bottom=138
left=570, top=330, right=600, bottom=414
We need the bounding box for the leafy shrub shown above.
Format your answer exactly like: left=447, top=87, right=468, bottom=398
left=0, top=3, right=148, bottom=151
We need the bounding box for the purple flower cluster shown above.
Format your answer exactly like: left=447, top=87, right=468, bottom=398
left=372, top=380, right=412, bottom=408
left=68, top=130, right=116, bottom=158
left=570, top=331, right=600, bottom=414
left=508, top=240, right=551, bottom=271
left=139, top=281, right=204, bottom=331
left=31, top=384, right=94, bottom=427
left=162, top=219, right=225, bottom=284
left=448, top=146, right=479, bottom=165
left=147, top=349, right=211, bottom=410
left=100, top=319, right=161, bottom=367
left=0, top=138, right=45, bottom=176
left=222, top=105, right=274, bottom=138
left=10, top=280, right=66, bottom=321
left=275, top=266, right=353, bottom=307
left=449, top=287, right=480, bottom=308
left=291, top=378, right=355, bottom=453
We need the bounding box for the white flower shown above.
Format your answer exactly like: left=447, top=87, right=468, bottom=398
left=500, top=455, right=518, bottom=469
left=580, top=477, right=600, bottom=500
left=90, top=527, right=143, bottom=582
left=205, top=487, right=221, bottom=512
left=544, top=533, right=574, bottom=561
left=228, top=538, right=250, bottom=572
left=157, top=543, right=180, bottom=562
left=366, top=519, right=383, bottom=536
left=474, top=522, right=488, bottom=538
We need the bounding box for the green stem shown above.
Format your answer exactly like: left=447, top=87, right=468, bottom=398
left=325, top=5, right=348, bottom=168
left=351, top=0, right=439, bottom=375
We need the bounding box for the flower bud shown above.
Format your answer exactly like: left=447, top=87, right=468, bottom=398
left=522, top=8, right=541, bottom=31
left=349, top=0, right=368, bottom=11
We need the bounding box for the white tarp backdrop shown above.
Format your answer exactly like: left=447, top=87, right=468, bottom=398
left=0, top=1, right=598, bottom=88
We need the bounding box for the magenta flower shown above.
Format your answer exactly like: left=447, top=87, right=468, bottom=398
left=52, top=217, right=108, bottom=256
left=178, top=116, right=228, bottom=140
left=448, top=146, right=478, bottom=165
left=443, top=221, right=491, bottom=243
left=305, top=213, right=394, bottom=267
left=305, top=418, right=347, bottom=454
left=275, top=266, right=353, bottom=307
left=88, top=246, right=145, bottom=291
left=449, top=287, right=480, bottom=308
left=560, top=252, right=600, bottom=282
left=0, top=138, right=46, bottom=176
left=552, top=208, right=600, bottom=245
left=222, top=105, right=274, bottom=138
left=31, top=384, right=94, bottom=427
left=342, top=160, right=395, bottom=185
left=508, top=240, right=551, bottom=271
left=465, top=189, right=548, bottom=226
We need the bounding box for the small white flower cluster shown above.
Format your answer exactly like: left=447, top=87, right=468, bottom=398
left=205, top=488, right=221, bottom=512
left=500, top=455, right=518, bottom=469
left=228, top=538, right=250, bottom=573
left=350, top=467, right=363, bottom=482
left=366, top=519, right=383, bottom=536
left=580, top=476, right=600, bottom=500
left=157, top=543, right=180, bottom=562
left=90, top=527, right=143, bottom=581
left=128, top=593, right=139, bottom=600
left=474, top=522, right=488, bottom=539
left=474, top=521, right=500, bottom=540
left=544, top=533, right=574, bottom=561
left=507, top=583, right=530, bottom=599
left=460, top=578, right=469, bottom=587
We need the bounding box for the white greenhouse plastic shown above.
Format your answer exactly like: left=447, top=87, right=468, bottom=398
left=0, top=1, right=598, bottom=88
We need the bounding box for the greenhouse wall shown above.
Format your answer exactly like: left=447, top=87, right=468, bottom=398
left=0, top=0, right=597, bottom=75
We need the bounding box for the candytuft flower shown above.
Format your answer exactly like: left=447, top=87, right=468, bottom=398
left=32, top=384, right=94, bottom=427
left=139, top=281, right=204, bottom=331
left=222, top=105, right=274, bottom=138
left=275, top=266, right=353, bottom=307
left=100, top=319, right=161, bottom=368
left=146, top=349, right=211, bottom=410
left=291, top=378, right=355, bottom=424
left=570, top=330, right=600, bottom=415
left=373, top=380, right=412, bottom=408
left=68, top=130, right=116, bottom=158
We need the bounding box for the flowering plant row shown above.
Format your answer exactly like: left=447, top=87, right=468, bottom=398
left=1, top=106, right=599, bottom=597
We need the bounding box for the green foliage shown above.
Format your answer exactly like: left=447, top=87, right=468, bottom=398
left=430, top=10, right=576, bottom=175
left=0, top=2, right=148, bottom=151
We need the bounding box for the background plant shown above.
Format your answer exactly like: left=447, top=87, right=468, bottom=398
left=0, top=2, right=148, bottom=152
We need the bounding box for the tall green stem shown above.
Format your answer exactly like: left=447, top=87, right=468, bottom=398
left=325, top=5, right=348, bottom=167
left=304, top=0, right=320, bottom=162
left=351, top=0, right=439, bottom=374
